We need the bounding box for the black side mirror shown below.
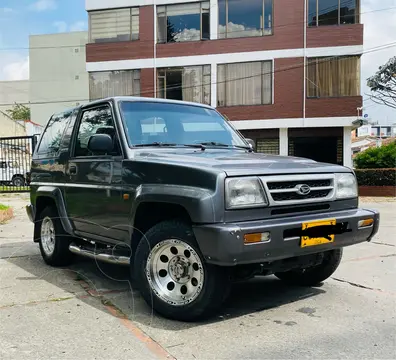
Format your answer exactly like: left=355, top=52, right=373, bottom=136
left=87, top=134, right=113, bottom=154
left=245, top=138, right=255, bottom=150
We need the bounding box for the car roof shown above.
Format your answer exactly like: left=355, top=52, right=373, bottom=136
left=82, top=96, right=215, bottom=110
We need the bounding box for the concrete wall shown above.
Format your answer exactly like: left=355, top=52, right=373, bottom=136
left=0, top=80, right=29, bottom=137
left=0, top=80, right=29, bottom=109
left=0, top=112, right=26, bottom=137
left=29, top=31, right=90, bottom=125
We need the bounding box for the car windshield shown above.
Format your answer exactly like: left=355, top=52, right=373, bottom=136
left=118, top=101, right=248, bottom=148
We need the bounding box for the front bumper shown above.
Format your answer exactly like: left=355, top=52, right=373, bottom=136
left=193, top=208, right=380, bottom=266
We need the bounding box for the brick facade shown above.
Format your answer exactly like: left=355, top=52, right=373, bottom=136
left=85, top=0, right=364, bottom=166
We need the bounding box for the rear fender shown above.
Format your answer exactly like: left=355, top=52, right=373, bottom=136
left=35, top=186, right=74, bottom=236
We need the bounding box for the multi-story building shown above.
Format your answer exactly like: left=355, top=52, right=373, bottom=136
left=85, top=0, right=362, bottom=167
left=29, top=31, right=90, bottom=125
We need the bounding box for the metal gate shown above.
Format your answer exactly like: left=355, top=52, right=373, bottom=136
left=0, top=135, right=38, bottom=193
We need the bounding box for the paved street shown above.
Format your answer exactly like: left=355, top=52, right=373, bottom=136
left=0, top=193, right=395, bottom=359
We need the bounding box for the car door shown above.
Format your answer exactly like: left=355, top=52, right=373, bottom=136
left=64, top=104, right=126, bottom=243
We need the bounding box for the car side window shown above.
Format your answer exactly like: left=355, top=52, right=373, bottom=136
left=74, top=106, right=121, bottom=157
left=59, top=109, right=78, bottom=152
left=37, top=111, right=72, bottom=157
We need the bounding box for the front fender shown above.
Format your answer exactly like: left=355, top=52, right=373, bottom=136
left=131, top=184, right=221, bottom=225
left=35, top=186, right=74, bottom=235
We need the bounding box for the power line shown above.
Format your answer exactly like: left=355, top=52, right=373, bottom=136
left=2, top=37, right=395, bottom=101
left=1, top=41, right=395, bottom=107
left=0, top=4, right=395, bottom=51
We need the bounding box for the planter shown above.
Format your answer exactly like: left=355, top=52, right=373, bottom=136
left=359, top=186, right=396, bottom=197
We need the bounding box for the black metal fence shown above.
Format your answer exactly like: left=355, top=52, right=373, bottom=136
left=0, top=135, right=38, bottom=193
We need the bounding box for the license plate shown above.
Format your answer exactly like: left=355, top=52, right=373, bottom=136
left=301, top=219, right=336, bottom=248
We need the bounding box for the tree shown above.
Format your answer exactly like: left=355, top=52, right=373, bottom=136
left=6, top=104, right=31, bottom=121
left=167, top=18, right=177, bottom=43
left=367, top=56, right=396, bottom=110
left=354, top=140, right=396, bottom=169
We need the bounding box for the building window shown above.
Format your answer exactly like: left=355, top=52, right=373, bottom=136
left=157, top=2, right=210, bottom=43
left=256, top=138, right=279, bottom=154
left=89, top=8, right=139, bottom=43
left=218, top=0, right=273, bottom=39
left=307, top=56, right=360, bottom=98
left=157, top=66, right=211, bottom=105
left=308, top=0, right=359, bottom=26
left=89, top=70, right=141, bottom=100
left=217, top=61, right=272, bottom=107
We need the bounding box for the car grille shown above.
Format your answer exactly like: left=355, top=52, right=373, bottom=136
left=260, top=174, right=335, bottom=206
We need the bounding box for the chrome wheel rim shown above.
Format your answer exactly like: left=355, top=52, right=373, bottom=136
left=146, top=239, right=204, bottom=306
left=41, top=216, right=56, bottom=256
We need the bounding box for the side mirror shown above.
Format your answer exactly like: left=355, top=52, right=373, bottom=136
left=87, top=134, right=113, bottom=154
left=245, top=138, right=255, bottom=150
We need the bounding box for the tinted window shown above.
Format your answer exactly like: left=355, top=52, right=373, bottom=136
left=74, top=106, right=120, bottom=157
left=59, top=109, right=78, bottom=151
left=119, top=101, right=246, bottom=147
left=219, top=0, right=273, bottom=38
left=37, top=111, right=72, bottom=156
left=157, top=2, right=209, bottom=43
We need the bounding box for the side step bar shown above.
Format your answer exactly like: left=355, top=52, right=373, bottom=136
left=69, top=243, right=130, bottom=266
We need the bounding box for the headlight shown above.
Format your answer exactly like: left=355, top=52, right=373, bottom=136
left=335, top=173, right=358, bottom=199
left=225, top=177, right=267, bottom=209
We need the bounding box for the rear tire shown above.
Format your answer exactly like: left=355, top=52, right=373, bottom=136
left=134, top=220, right=231, bottom=322
left=37, top=206, right=73, bottom=267
left=275, top=249, right=343, bottom=286
left=12, top=176, right=25, bottom=187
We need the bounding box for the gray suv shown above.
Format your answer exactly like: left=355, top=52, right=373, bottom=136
left=26, top=97, right=380, bottom=321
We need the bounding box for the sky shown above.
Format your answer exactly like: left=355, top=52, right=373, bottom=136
left=0, top=0, right=395, bottom=124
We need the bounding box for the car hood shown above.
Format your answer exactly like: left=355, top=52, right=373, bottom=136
left=132, top=148, right=349, bottom=176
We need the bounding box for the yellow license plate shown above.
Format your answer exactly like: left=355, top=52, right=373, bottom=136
left=301, top=219, right=336, bottom=248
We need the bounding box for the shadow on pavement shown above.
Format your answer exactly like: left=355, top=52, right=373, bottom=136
left=4, top=243, right=326, bottom=331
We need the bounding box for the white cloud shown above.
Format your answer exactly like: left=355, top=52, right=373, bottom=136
left=53, top=20, right=87, bottom=33
left=0, top=54, right=29, bottom=81
left=69, top=21, right=87, bottom=32
left=29, top=0, right=56, bottom=12
left=0, top=7, right=14, bottom=13
left=53, top=21, right=67, bottom=33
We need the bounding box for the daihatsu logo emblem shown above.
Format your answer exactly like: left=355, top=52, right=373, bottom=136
left=296, top=184, right=311, bottom=195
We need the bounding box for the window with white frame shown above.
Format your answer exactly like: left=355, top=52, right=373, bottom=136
left=157, top=2, right=210, bottom=43
left=217, top=61, right=272, bottom=106
left=308, top=0, right=359, bottom=26
left=89, top=8, right=139, bottom=43
left=157, top=66, right=211, bottom=105
left=307, top=56, right=360, bottom=98
left=218, top=0, right=273, bottom=39
left=89, top=70, right=141, bottom=100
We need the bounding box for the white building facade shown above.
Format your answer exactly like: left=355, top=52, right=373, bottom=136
left=29, top=31, right=90, bottom=125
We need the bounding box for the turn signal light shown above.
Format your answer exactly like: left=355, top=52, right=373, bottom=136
left=244, top=232, right=271, bottom=244
left=358, top=218, right=374, bottom=228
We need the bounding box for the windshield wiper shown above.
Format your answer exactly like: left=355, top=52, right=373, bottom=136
left=198, top=142, right=252, bottom=152
left=134, top=142, right=177, bottom=147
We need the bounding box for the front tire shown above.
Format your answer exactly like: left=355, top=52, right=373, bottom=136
left=275, top=249, right=343, bottom=286
left=37, top=206, right=73, bottom=267
left=134, top=220, right=231, bottom=322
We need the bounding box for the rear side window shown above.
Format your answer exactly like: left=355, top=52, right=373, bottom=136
left=37, top=111, right=73, bottom=157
